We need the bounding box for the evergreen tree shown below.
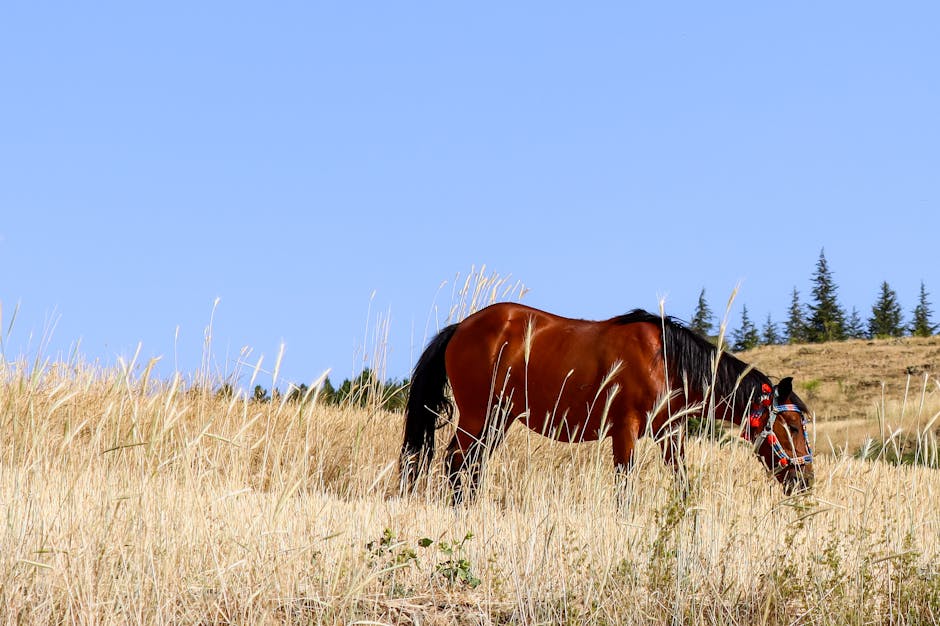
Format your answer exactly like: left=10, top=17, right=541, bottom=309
left=253, top=384, right=269, bottom=402
left=286, top=383, right=310, bottom=403
left=382, top=377, right=410, bottom=412
left=319, top=376, right=337, bottom=404
left=868, top=281, right=904, bottom=338
left=785, top=287, right=808, bottom=344
left=910, top=281, right=938, bottom=337
left=761, top=313, right=780, bottom=345
left=732, top=305, right=760, bottom=351
left=336, top=378, right=353, bottom=404
left=807, top=249, right=846, bottom=342
left=335, top=369, right=375, bottom=406
left=845, top=307, right=868, bottom=339
left=689, top=288, right=715, bottom=337
left=216, top=382, right=235, bottom=400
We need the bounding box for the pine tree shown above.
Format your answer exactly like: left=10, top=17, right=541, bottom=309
left=761, top=313, right=780, bottom=345
left=253, top=385, right=270, bottom=402
left=807, top=249, right=846, bottom=342
left=286, top=383, right=310, bottom=403
left=732, top=305, right=760, bottom=351
left=868, top=281, right=904, bottom=338
left=319, top=376, right=338, bottom=404
left=689, top=288, right=715, bottom=337
left=337, top=368, right=380, bottom=407
left=845, top=307, right=868, bottom=339
left=216, top=383, right=235, bottom=400
left=910, top=281, right=938, bottom=337
left=785, top=287, right=808, bottom=344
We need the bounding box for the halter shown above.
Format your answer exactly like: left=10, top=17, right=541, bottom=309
left=744, top=383, right=813, bottom=468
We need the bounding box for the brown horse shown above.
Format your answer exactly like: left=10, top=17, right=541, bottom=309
left=399, top=302, right=814, bottom=503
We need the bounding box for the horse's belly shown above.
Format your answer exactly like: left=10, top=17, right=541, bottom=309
left=517, top=397, right=612, bottom=443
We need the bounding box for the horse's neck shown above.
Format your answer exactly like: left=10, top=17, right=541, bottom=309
left=703, top=382, right=758, bottom=426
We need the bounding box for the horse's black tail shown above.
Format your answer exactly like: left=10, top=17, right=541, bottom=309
left=399, top=323, right=459, bottom=493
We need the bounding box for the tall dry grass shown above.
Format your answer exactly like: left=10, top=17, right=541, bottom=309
left=2, top=353, right=940, bottom=625
left=2, top=277, right=940, bottom=625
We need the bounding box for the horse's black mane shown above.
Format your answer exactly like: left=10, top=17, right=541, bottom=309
left=611, top=309, right=771, bottom=418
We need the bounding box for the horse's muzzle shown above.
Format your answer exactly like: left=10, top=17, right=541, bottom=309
left=782, top=468, right=814, bottom=495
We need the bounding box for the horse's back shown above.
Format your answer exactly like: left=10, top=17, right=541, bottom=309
left=446, top=303, right=610, bottom=374
left=444, top=303, right=564, bottom=406
left=444, top=303, right=664, bottom=440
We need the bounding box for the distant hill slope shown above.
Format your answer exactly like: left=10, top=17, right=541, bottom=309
left=736, top=335, right=940, bottom=453
left=740, top=335, right=940, bottom=421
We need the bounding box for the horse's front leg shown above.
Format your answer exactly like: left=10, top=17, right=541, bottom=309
left=611, top=425, right=637, bottom=474
left=611, top=418, right=642, bottom=509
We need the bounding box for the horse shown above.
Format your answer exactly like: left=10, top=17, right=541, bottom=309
left=399, top=302, right=814, bottom=503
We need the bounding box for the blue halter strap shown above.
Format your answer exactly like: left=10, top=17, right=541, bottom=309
left=746, top=396, right=814, bottom=468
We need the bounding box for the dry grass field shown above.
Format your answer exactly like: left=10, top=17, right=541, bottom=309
left=2, top=320, right=940, bottom=624
left=0, top=270, right=940, bottom=626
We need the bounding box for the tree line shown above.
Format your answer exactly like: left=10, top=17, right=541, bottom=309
left=217, top=367, right=409, bottom=411
left=691, top=249, right=938, bottom=351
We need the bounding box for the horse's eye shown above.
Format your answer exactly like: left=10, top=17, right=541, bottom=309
left=787, top=424, right=800, bottom=434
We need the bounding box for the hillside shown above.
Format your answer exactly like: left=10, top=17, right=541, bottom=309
left=738, top=334, right=940, bottom=452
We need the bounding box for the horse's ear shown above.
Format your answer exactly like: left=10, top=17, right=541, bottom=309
left=775, top=377, right=794, bottom=400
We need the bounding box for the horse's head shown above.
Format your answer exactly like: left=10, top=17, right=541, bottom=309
left=745, top=377, right=814, bottom=495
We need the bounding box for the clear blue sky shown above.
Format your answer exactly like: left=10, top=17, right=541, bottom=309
left=2, top=3, right=938, bottom=390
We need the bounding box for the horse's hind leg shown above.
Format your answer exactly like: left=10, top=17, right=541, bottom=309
left=445, top=409, right=510, bottom=505
left=445, top=431, right=479, bottom=506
